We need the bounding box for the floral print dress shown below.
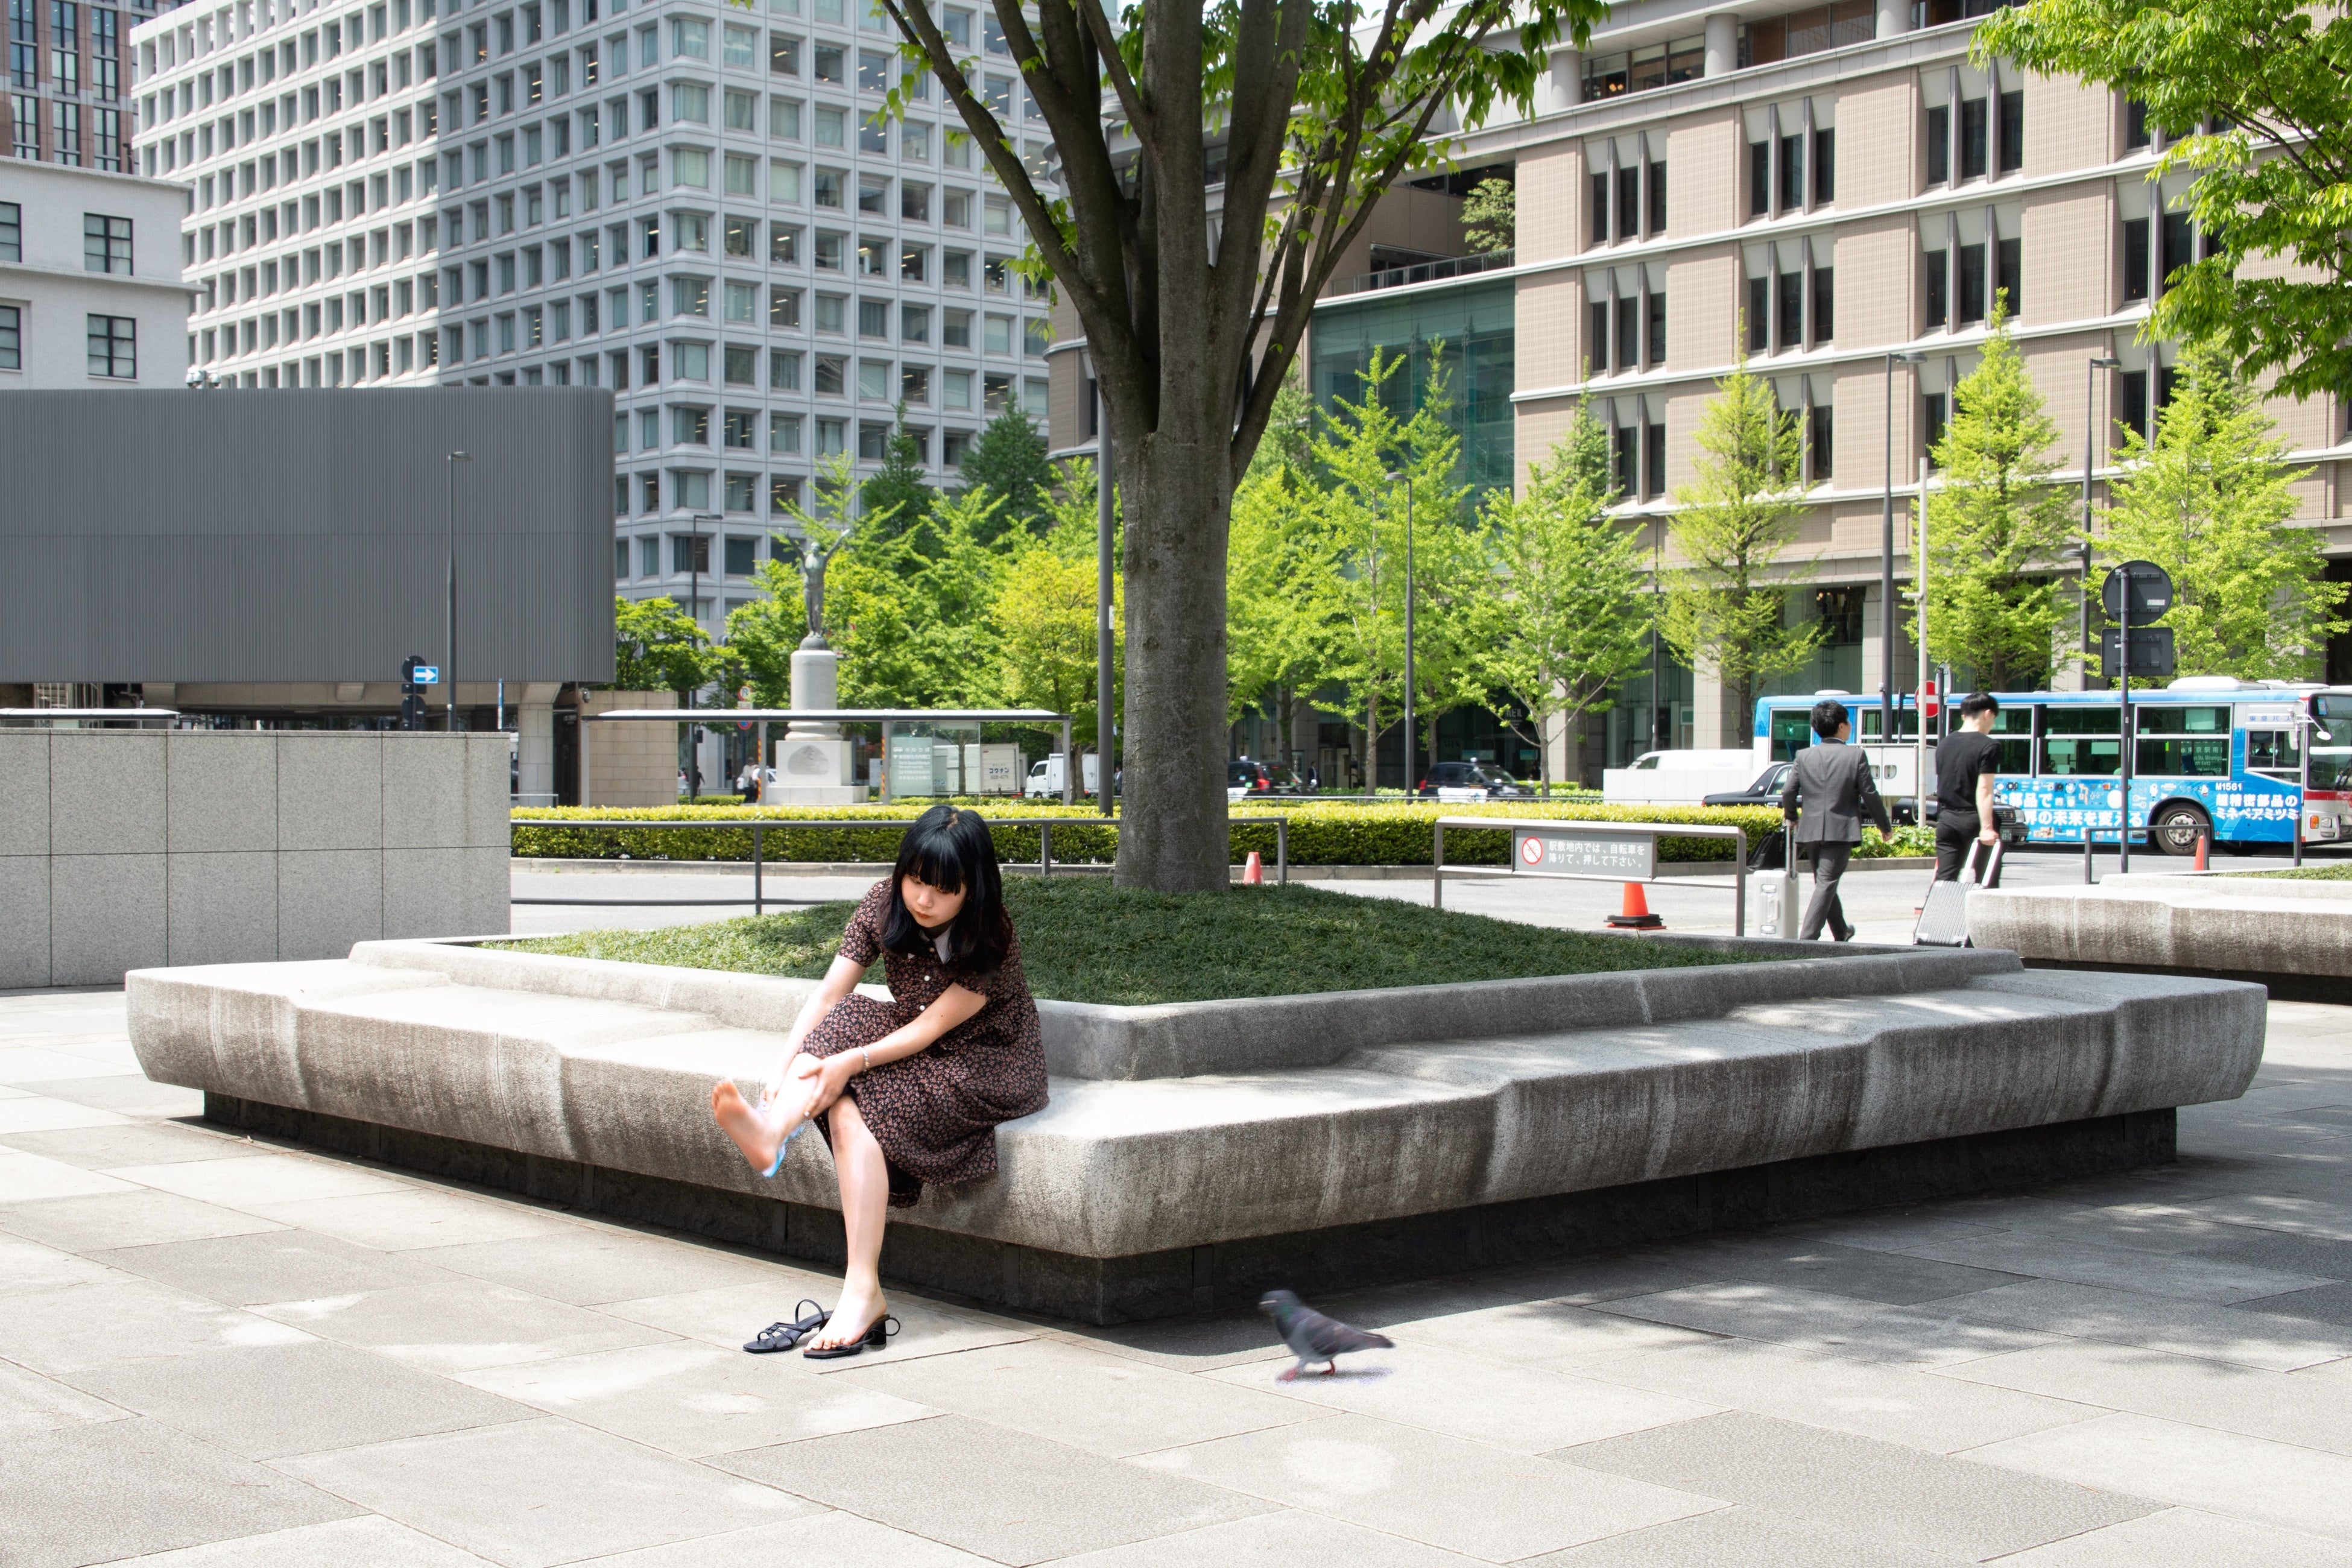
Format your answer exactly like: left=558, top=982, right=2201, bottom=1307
left=798, top=880, right=1048, bottom=1206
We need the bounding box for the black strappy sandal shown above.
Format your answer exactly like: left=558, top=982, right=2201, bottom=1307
left=801, top=1314, right=899, bottom=1361
left=742, top=1300, right=829, bottom=1354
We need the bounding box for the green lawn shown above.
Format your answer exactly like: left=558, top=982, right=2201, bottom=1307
left=495, top=879, right=1775, bottom=1005
left=2221, top=862, right=2352, bottom=880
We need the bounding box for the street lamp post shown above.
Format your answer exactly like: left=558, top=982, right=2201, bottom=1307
left=2081, top=355, right=2122, bottom=685
left=686, top=511, right=721, bottom=798
left=1386, top=466, right=1417, bottom=791
left=1651, top=519, right=1664, bottom=754
left=1881, top=353, right=1925, bottom=749
left=445, top=451, right=470, bottom=731
left=1405, top=468, right=1416, bottom=791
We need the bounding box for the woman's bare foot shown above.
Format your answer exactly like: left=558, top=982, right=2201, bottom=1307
left=806, top=1280, right=887, bottom=1351
left=711, top=1081, right=784, bottom=1172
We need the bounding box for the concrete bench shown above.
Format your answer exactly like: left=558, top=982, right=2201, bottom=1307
left=128, top=938, right=2265, bottom=1322
left=1970, top=873, right=2352, bottom=1002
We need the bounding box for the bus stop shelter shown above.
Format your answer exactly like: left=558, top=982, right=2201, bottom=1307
left=586, top=708, right=1078, bottom=803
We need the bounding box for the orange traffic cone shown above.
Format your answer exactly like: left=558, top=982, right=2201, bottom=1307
left=2193, top=828, right=2209, bottom=871
left=1242, top=850, right=1265, bottom=886
left=1605, top=880, right=1664, bottom=930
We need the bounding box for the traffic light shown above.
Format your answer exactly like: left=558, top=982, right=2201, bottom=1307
left=400, top=655, right=433, bottom=730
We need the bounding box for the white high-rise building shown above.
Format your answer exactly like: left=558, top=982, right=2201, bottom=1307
left=131, top=0, right=1057, bottom=635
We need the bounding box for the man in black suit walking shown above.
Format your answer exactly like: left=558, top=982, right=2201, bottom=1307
left=1778, top=698, right=1892, bottom=942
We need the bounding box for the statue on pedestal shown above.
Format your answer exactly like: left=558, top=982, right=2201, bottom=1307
left=786, top=522, right=854, bottom=650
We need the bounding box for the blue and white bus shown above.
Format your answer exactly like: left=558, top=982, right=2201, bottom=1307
left=1753, top=680, right=2352, bottom=855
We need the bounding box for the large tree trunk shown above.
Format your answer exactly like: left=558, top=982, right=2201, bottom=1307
left=1112, top=417, right=1233, bottom=892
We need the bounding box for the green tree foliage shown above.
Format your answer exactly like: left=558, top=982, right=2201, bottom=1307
left=859, top=403, right=935, bottom=542
left=612, top=596, right=713, bottom=699
left=956, top=408, right=1055, bottom=542
left=1226, top=465, right=1334, bottom=743
left=1244, top=364, right=1316, bottom=485
left=1312, top=348, right=1482, bottom=781
left=1913, top=301, right=2075, bottom=691
left=2098, top=338, right=2348, bottom=681
left=723, top=561, right=810, bottom=708
left=1478, top=405, right=1651, bottom=795
left=1977, top=0, right=2352, bottom=401
left=1660, top=355, right=1822, bottom=730
left=828, top=484, right=1009, bottom=708
left=1034, top=454, right=1121, bottom=569
left=991, top=535, right=1122, bottom=748
left=1461, top=177, right=1516, bottom=256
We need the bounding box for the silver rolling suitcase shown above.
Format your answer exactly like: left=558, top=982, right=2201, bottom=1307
left=1914, top=838, right=2002, bottom=947
left=1752, top=829, right=1804, bottom=939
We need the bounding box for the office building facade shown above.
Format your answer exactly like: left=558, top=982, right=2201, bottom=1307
left=131, top=0, right=1056, bottom=637
left=1054, top=1, right=2352, bottom=785
left=5, top=0, right=168, bottom=168
left=0, top=156, right=188, bottom=385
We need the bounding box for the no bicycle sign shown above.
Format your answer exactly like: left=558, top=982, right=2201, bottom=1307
left=1510, top=826, right=1657, bottom=881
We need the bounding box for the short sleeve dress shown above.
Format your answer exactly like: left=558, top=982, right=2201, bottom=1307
left=799, top=881, right=1048, bottom=1207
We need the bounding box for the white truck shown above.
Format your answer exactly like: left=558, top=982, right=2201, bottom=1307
left=1023, top=753, right=1101, bottom=798
left=1601, top=749, right=1760, bottom=806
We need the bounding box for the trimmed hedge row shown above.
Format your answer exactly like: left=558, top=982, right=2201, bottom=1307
left=511, top=801, right=1933, bottom=866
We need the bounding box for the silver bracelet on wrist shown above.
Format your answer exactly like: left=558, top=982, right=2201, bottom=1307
left=860, top=1045, right=871, bottom=1073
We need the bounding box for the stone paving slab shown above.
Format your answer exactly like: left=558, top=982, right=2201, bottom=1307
left=1991, top=1508, right=2352, bottom=1568
left=1971, top=1411, right=2352, bottom=1543
left=1558, top=1409, right=2159, bottom=1559
left=0, top=985, right=2346, bottom=1566
left=276, top=1417, right=817, bottom=1567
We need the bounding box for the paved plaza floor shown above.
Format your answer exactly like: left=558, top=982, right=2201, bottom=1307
left=6, top=937, right=2352, bottom=1564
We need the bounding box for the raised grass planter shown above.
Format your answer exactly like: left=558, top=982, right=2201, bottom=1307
left=127, top=936, right=2265, bottom=1322
left=1968, top=873, right=2352, bottom=1002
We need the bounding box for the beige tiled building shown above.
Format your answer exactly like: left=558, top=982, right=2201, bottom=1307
left=1051, top=0, right=2352, bottom=786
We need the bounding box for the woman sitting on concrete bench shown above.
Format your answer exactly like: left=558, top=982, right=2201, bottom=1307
left=710, top=803, right=1048, bottom=1358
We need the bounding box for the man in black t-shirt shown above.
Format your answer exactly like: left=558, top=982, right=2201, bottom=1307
left=1935, top=691, right=2003, bottom=882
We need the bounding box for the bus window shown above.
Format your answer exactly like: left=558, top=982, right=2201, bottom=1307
left=1857, top=709, right=1921, bottom=741
left=2040, top=706, right=2120, bottom=776
left=2136, top=704, right=2231, bottom=777
left=2308, top=695, right=2351, bottom=792
left=2244, top=727, right=2302, bottom=782
left=1769, top=707, right=1813, bottom=761
left=1987, top=704, right=2034, bottom=774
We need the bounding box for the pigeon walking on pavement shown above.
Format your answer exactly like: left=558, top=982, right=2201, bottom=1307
left=1259, top=1289, right=1394, bottom=1380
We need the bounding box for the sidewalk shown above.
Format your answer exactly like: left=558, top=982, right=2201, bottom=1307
left=4, top=983, right=2350, bottom=1564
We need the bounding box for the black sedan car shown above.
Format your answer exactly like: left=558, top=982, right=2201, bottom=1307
left=1703, top=761, right=2024, bottom=838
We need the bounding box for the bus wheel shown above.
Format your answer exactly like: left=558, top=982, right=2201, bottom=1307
left=2151, top=801, right=2212, bottom=857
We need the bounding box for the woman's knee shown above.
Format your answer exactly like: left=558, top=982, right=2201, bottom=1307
left=828, top=1094, right=878, bottom=1148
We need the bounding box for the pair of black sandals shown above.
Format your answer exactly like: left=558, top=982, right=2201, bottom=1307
left=742, top=1298, right=900, bottom=1360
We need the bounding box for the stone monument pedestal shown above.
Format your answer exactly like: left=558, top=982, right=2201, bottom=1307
left=761, top=640, right=867, bottom=805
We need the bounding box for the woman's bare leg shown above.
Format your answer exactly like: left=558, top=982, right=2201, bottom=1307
left=710, top=1054, right=815, bottom=1172
left=805, top=1092, right=889, bottom=1349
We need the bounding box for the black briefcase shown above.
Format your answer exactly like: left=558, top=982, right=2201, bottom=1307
left=1914, top=838, right=2002, bottom=947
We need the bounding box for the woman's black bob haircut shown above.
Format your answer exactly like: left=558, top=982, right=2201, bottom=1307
left=879, top=804, right=1010, bottom=973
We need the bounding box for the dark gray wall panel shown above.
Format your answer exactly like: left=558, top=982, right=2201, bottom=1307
left=0, top=388, right=616, bottom=683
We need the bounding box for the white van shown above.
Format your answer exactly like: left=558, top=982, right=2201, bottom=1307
left=1601, top=749, right=1760, bottom=806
